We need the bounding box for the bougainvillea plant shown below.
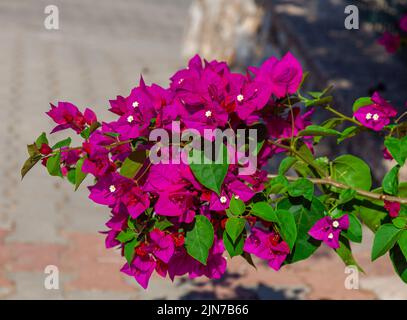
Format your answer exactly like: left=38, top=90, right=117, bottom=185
left=21, top=52, right=407, bottom=289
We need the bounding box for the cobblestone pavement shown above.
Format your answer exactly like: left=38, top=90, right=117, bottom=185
left=0, top=0, right=406, bottom=300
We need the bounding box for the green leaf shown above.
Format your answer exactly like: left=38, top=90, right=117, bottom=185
left=228, top=197, right=245, bottom=216
left=268, top=175, right=289, bottom=194
left=287, top=178, right=314, bottom=201
left=52, top=137, right=72, bottom=150
left=278, top=156, right=297, bottom=175
left=120, top=150, right=147, bottom=179
left=278, top=197, right=325, bottom=263
left=382, top=165, right=400, bottom=196
left=275, top=209, right=297, bottom=250
left=80, top=127, right=91, bottom=139
left=21, top=155, right=42, bottom=179
left=393, top=217, right=407, bottom=229
left=398, top=231, right=407, bottom=259
left=225, top=217, right=246, bottom=242
left=67, top=169, right=76, bottom=185
left=343, top=213, right=362, bottom=243
left=335, top=236, right=364, bottom=272
left=185, top=215, right=214, bottom=265
left=331, top=155, right=372, bottom=191
left=124, top=238, right=140, bottom=264
left=116, top=229, right=136, bottom=243
left=384, top=136, right=407, bottom=166
left=27, top=143, right=39, bottom=157
left=74, top=158, right=87, bottom=191
left=223, top=231, right=244, bottom=258
left=390, top=244, right=407, bottom=283
left=251, top=202, right=278, bottom=222
left=352, top=97, right=373, bottom=112
left=188, top=145, right=229, bottom=195
left=35, top=132, right=48, bottom=148
left=155, top=219, right=173, bottom=231
left=46, top=152, right=62, bottom=177
left=338, top=188, right=357, bottom=204
left=371, top=224, right=403, bottom=261
left=338, top=126, right=360, bottom=144
left=298, top=125, right=340, bottom=137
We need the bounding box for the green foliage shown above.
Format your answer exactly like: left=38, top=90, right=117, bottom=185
left=335, top=237, right=364, bottom=272
left=225, top=217, right=246, bottom=242
left=384, top=136, right=407, bottom=166
left=223, top=231, right=244, bottom=258
left=278, top=197, right=324, bottom=263
left=343, top=213, right=362, bottom=243
left=35, top=132, right=48, bottom=148
left=74, top=158, right=87, bottom=191
left=185, top=215, right=214, bottom=265
left=120, top=150, right=147, bottom=179
left=275, top=209, right=297, bottom=250
left=331, top=155, right=372, bottom=191
left=352, top=97, right=373, bottom=112
left=46, top=152, right=62, bottom=177
left=251, top=202, right=278, bottom=222
left=371, top=224, right=403, bottom=261
left=228, top=197, right=245, bottom=216
left=287, top=178, right=314, bottom=201
left=382, top=165, right=400, bottom=196
left=188, top=145, right=229, bottom=195
left=52, top=137, right=72, bottom=150
left=278, top=156, right=297, bottom=175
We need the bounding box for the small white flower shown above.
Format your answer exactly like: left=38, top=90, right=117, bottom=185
left=109, top=185, right=116, bottom=193
left=127, top=115, right=134, bottom=123
left=373, top=113, right=380, bottom=121
left=234, top=195, right=240, bottom=199
left=237, top=94, right=244, bottom=102
left=327, top=233, right=334, bottom=239
left=132, top=101, right=139, bottom=108
left=365, top=113, right=372, bottom=120
left=205, top=110, right=212, bottom=118
left=220, top=196, right=227, bottom=204
left=332, top=221, right=340, bottom=228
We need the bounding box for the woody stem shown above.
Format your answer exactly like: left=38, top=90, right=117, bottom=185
left=267, top=174, right=407, bottom=204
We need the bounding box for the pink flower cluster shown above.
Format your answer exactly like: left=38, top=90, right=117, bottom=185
left=42, top=52, right=348, bottom=288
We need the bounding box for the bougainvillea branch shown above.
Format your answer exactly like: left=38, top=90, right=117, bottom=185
left=267, top=174, right=407, bottom=204
left=21, top=52, right=407, bottom=288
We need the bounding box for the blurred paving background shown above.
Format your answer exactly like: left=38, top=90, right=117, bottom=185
left=0, top=0, right=406, bottom=299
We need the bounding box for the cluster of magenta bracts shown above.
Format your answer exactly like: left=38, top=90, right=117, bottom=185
left=37, top=52, right=401, bottom=289
left=378, top=13, right=407, bottom=54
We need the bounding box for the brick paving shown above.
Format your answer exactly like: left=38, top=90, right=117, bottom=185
left=0, top=0, right=406, bottom=300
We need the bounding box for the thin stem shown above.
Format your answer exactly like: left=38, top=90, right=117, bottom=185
left=268, top=140, right=325, bottom=178
left=324, top=105, right=361, bottom=126
left=267, top=174, right=407, bottom=204
left=395, top=111, right=407, bottom=124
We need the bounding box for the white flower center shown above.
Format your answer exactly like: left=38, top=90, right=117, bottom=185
left=332, top=221, right=340, bottom=228
left=373, top=113, right=379, bottom=121
left=127, top=115, right=134, bottom=123
left=178, top=78, right=184, bottom=84
left=132, top=101, right=139, bottom=108
left=366, top=113, right=372, bottom=120
left=109, top=185, right=116, bottom=193
left=327, top=233, right=334, bottom=239
left=205, top=110, right=212, bottom=118
left=237, top=94, right=244, bottom=102
left=234, top=195, right=240, bottom=199
left=220, top=196, right=227, bottom=204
